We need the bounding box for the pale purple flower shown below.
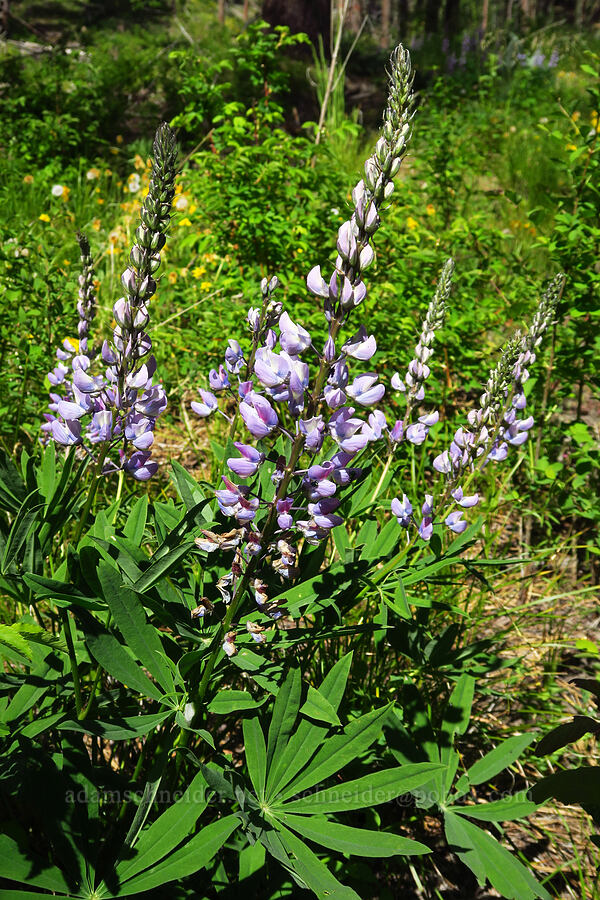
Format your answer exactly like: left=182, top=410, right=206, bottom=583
left=299, top=415, right=325, bottom=452
left=308, top=497, right=343, bottom=529
left=451, top=486, right=480, bottom=508
left=391, top=494, right=413, bottom=528
left=445, top=510, right=467, bottom=534
left=240, top=392, right=278, bottom=438
left=277, top=497, right=294, bottom=530
left=51, top=419, right=82, bottom=446
left=306, top=265, right=329, bottom=299
left=279, top=311, right=311, bottom=355
left=390, top=420, right=404, bottom=443
left=346, top=373, right=385, bottom=407
left=125, top=414, right=154, bottom=450
left=342, top=326, right=377, bottom=361
left=191, top=389, right=218, bottom=418
left=329, top=407, right=370, bottom=453
left=225, top=339, right=245, bottom=374
left=227, top=443, right=265, bottom=477
left=209, top=365, right=230, bottom=391
left=254, top=347, right=290, bottom=388
left=123, top=450, right=158, bottom=481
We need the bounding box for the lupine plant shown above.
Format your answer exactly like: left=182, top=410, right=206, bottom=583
left=0, top=42, right=569, bottom=900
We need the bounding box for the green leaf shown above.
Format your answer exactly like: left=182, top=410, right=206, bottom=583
left=243, top=716, right=267, bottom=800
left=274, top=823, right=360, bottom=899
left=300, top=685, right=341, bottom=726
left=116, top=815, right=239, bottom=895
left=281, top=813, right=430, bottom=857
left=131, top=540, right=196, bottom=594
left=97, top=562, right=174, bottom=695
left=115, top=771, right=207, bottom=882
left=85, top=629, right=163, bottom=701
left=280, top=704, right=392, bottom=800
left=449, top=791, right=538, bottom=822
left=0, top=834, right=74, bottom=894
left=266, top=667, right=302, bottom=778
left=466, top=733, right=536, bottom=786
left=534, top=718, right=599, bottom=756
left=444, top=812, right=551, bottom=899
left=1, top=489, right=42, bottom=574
left=23, top=573, right=104, bottom=611
left=529, top=766, right=600, bottom=807
left=58, top=711, right=172, bottom=741
left=207, top=690, right=265, bottom=714
left=282, top=763, right=445, bottom=814
left=124, top=744, right=170, bottom=851
left=0, top=623, right=32, bottom=660
left=441, top=674, right=475, bottom=794
left=123, top=495, right=149, bottom=544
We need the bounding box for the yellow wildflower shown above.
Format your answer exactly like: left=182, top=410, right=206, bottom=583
left=116, top=134, right=124, bottom=144
left=168, top=271, right=177, bottom=285
left=426, top=204, right=436, bottom=216
left=566, top=142, right=577, bottom=151
left=92, top=218, right=101, bottom=231
left=180, top=267, right=189, bottom=278
left=134, top=153, right=146, bottom=171
left=175, top=183, right=183, bottom=194
left=571, top=110, right=581, bottom=122
left=23, top=174, right=34, bottom=185
left=97, top=198, right=105, bottom=205
left=86, top=167, right=100, bottom=181
left=189, top=203, right=197, bottom=215
left=178, top=217, right=192, bottom=227
left=63, top=259, right=71, bottom=266
left=39, top=213, right=51, bottom=222
left=200, top=281, right=211, bottom=291
left=174, top=194, right=189, bottom=211
left=406, top=216, right=419, bottom=231
left=192, top=266, right=206, bottom=278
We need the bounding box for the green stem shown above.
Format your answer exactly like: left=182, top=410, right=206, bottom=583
left=61, top=608, right=83, bottom=717
left=111, top=469, right=125, bottom=526
left=74, top=445, right=108, bottom=544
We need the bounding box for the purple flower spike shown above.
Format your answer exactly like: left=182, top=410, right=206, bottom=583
left=445, top=510, right=467, bottom=534
left=422, top=494, right=434, bottom=517
left=227, top=443, right=265, bottom=478
left=342, top=326, right=377, bottom=361
left=240, top=392, right=278, bottom=438
left=346, top=373, right=385, bottom=407
left=191, top=389, right=218, bottom=418
left=308, top=497, right=343, bottom=529
left=391, top=494, right=413, bottom=528
left=279, top=311, right=311, bottom=355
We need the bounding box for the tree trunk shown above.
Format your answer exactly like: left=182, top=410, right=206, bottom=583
left=443, top=0, right=460, bottom=37
left=482, top=0, right=489, bottom=31
left=218, top=0, right=225, bottom=25
left=424, top=0, right=440, bottom=33
left=397, top=0, right=408, bottom=38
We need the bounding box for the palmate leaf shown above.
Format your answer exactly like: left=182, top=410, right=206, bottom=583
left=444, top=811, right=551, bottom=900
left=266, top=666, right=302, bottom=774
left=447, top=791, right=539, bottom=822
